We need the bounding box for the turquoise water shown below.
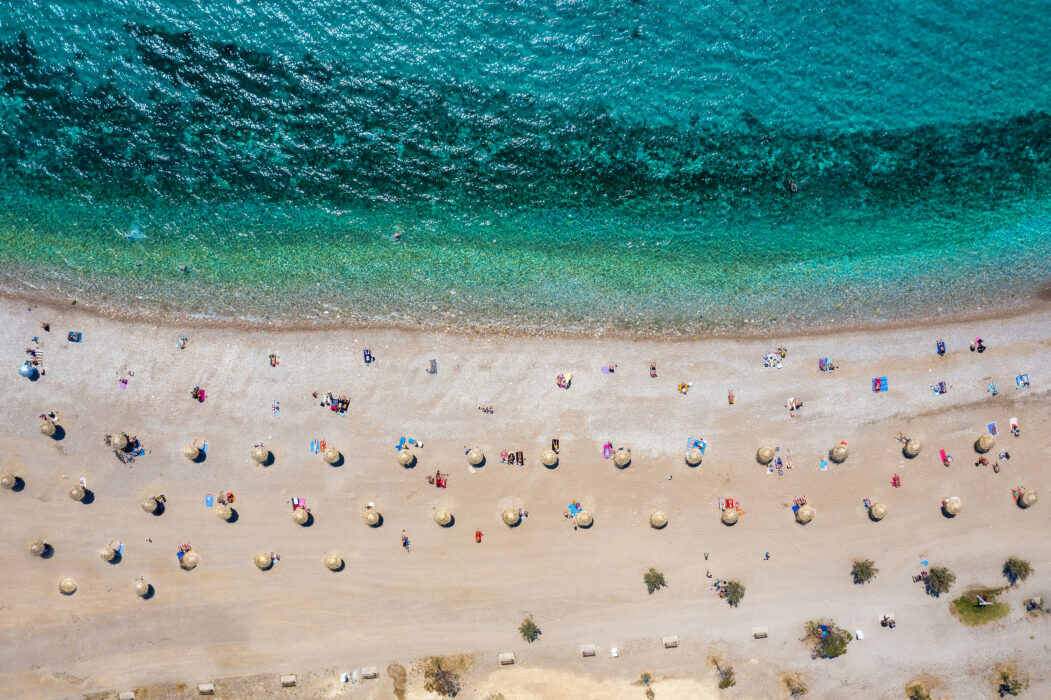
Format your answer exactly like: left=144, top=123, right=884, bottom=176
left=1, top=1, right=1050, bottom=331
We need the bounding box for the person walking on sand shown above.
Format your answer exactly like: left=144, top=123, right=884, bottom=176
left=764, top=552, right=770, bottom=560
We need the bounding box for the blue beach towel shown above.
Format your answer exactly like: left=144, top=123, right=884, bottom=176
left=200, top=441, right=208, bottom=455
left=819, top=460, right=828, bottom=471
left=568, top=503, right=582, bottom=516
left=1016, top=374, right=1029, bottom=387
left=872, top=376, right=888, bottom=392
left=205, top=494, right=214, bottom=507
left=396, top=437, right=406, bottom=450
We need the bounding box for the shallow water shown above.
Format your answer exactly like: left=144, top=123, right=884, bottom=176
left=1, top=1, right=1050, bottom=330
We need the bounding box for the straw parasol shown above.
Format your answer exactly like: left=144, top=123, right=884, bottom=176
left=254, top=552, right=272, bottom=570
left=216, top=504, right=233, bottom=521
left=541, top=449, right=558, bottom=467
left=903, top=439, right=922, bottom=457
left=182, top=444, right=200, bottom=461
left=111, top=433, right=128, bottom=451
left=1019, top=491, right=1037, bottom=508
left=830, top=444, right=848, bottom=463
left=502, top=509, right=521, bottom=526
left=98, top=543, right=117, bottom=561
left=943, top=498, right=962, bottom=516
left=59, top=577, right=77, bottom=595
left=434, top=509, right=452, bottom=526
left=721, top=509, right=738, bottom=525
left=40, top=420, right=56, bottom=436
left=649, top=511, right=668, bottom=529
left=180, top=550, right=199, bottom=569
left=324, top=552, right=342, bottom=571
left=975, top=434, right=995, bottom=453
left=293, top=508, right=309, bottom=525
left=685, top=448, right=703, bottom=466
left=756, top=446, right=774, bottom=464
left=575, top=510, right=593, bottom=528
left=323, top=446, right=340, bottom=464
left=28, top=539, right=46, bottom=556
left=398, top=450, right=415, bottom=467
left=141, top=496, right=159, bottom=514
left=467, top=448, right=484, bottom=466
left=135, top=578, right=150, bottom=597
left=362, top=508, right=380, bottom=526
left=69, top=485, right=85, bottom=501
left=1, top=472, right=16, bottom=489
left=869, top=502, right=888, bottom=521
left=795, top=504, right=815, bottom=524
left=613, top=449, right=631, bottom=468
left=252, top=445, right=269, bottom=464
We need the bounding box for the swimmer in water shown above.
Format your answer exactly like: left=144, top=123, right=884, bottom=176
left=789, top=181, right=798, bottom=192
left=393, top=231, right=401, bottom=242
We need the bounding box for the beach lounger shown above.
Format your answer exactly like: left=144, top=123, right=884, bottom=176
left=988, top=383, right=998, bottom=396
left=987, top=422, right=998, bottom=437
left=872, top=377, right=888, bottom=392
left=1016, top=374, right=1029, bottom=388
left=427, top=359, right=437, bottom=374
left=67, top=331, right=82, bottom=342
left=937, top=341, right=945, bottom=356
left=363, top=349, right=373, bottom=364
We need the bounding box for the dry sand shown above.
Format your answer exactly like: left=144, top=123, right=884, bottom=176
left=1, top=296, right=1050, bottom=699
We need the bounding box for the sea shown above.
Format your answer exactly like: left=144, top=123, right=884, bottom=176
left=1, top=0, right=1050, bottom=333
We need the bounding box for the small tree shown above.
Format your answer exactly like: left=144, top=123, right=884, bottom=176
left=724, top=580, right=745, bottom=607
left=644, top=568, right=667, bottom=594
left=423, top=657, right=461, bottom=697
left=1003, top=558, right=1033, bottom=585
left=999, top=669, right=1027, bottom=696
left=717, top=664, right=736, bottom=689
left=519, top=616, right=541, bottom=643
left=804, top=620, right=851, bottom=659
left=851, top=559, right=879, bottom=585
left=926, top=566, right=956, bottom=597
left=782, top=674, right=808, bottom=697
left=905, top=682, right=932, bottom=700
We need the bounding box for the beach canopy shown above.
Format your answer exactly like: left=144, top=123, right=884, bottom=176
left=575, top=510, right=593, bottom=528
left=0, top=473, right=15, bottom=489
left=39, top=420, right=56, bottom=436
left=975, top=434, right=995, bottom=453
left=796, top=504, right=815, bottom=524
left=434, top=509, right=452, bottom=526
left=252, top=446, right=269, bottom=464
left=650, top=511, right=668, bottom=529
left=686, top=448, right=703, bottom=466
left=141, top=497, right=159, bottom=514
left=28, top=539, right=46, bottom=556
left=216, top=504, right=233, bottom=521
left=541, top=449, right=558, bottom=467
left=1019, top=491, right=1037, bottom=508
left=98, top=543, right=117, bottom=561
left=254, top=552, right=272, bottom=570
left=869, top=502, right=888, bottom=521
left=323, top=446, right=340, bottom=464
left=467, top=448, right=484, bottom=466
left=362, top=508, right=380, bottom=526
left=182, top=444, right=200, bottom=461
left=943, top=498, right=962, bottom=516
left=112, top=433, right=129, bottom=451
left=721, top=509, right=739, bottom=525
left=69, top=485, right=85, bottom=501
left=181, top=551, right=200, bottom=569
left=135, top=578, right=150, bottom=597
left=830, top=444, right=849, bottom=463
left=398, top=450, right=415, bottom=467
left=293, top=508, right=309, bottom=525
left=324, top=552, right=342, bottom=571
left=613, top=449, right=631, bottom=468
left=502, top=509, right=520, bottom=526
left=904, top=439, right=922, bottom=457
left=756, top=446, right=774, bottom=464
left=59, top=577, right=77, bottom=595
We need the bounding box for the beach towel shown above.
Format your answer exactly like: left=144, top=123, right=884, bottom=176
left=177, top=550, right=184, bottom=561
left=1010, top=417, right=1019, bottom=430
left=67, top=331, right=82, bottom=342
left=819, top=358, right=827, bottom=371
left=396, top=437, right=406, bottom=450
left=937, top=341, right=945, bottom=356
left=200, top=441, right=208, bottom=455
left=199, top=389, right=206, bottom=402
left=939, top=449, right=947, bottom=463
left=792, top=504, right=800, bottom=513
left=688, top=438, right=707, bottom=454
left=1016, top=374, right=1029, bottom=388
left=427, top=359, right=437, bottom=374
left=819, top=460, right=827, bottom=471
left=601, top=365, right=614, bottom=374
left=766, top=466, right=774, bottom=474
left=872, top=377, right=888, bottom=392
left=988, top=383, right=998, bottom=396
left=603, top=443, right=612, bottom=459
left=205, top=494, right=214, bottom=507
left=987, top=422, right=998, bottom=437
left=568, top=502, right=582, bottom=516
left=311, top=440, right=318, bottom=453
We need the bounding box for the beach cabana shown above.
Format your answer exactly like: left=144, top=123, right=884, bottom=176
left=541, top=450, right=558, bottom=467
left=323, top=446, right=340, bottom=464
left=721, top=509, right=739, bottom=525
left=1018, top=490, right=1037, bottom=508
left=398, top=450, right=416, bottom=467
left=181, top=550, right=200, bottom=570
left=252, top=445, right=269, bottom=464
left=575, top=510, right=593, bottom=528
left=362, top=508, right=380, bottom=527
left=292, top=508, right=309, bottom=525
left=182, top=444, right=200, bottom=461
left=869, top=503, right=888, bottom=521
left=216, top=504, right=233, bottom=521
left=613, top=449, right=631, bottom=468
left=903, top=439, right=922, bottom=457
left=254, top=552, right=272, bottom=570
left=135, top=578, right=150, bottom=597
left=795, top=504, right=815, bottom=524
left=756, top=446, right=774, bottom=465
left=58, top=577, right=77, bottom=595
left=69, top=485, right=85, bottom=501
left=650, top=511, right=668, bottom=529
left=28, top=539, right=47, bottom=556
left=942, top=498, right=962, bottom=517
left=1, top=473, right=16, bottom=489
left=502, top=509, right=521, bottom=526
left=324, top=552, right=343, bottom=571
left=434, top=509, right=452, bottom=526
left=111, top=433, right=129, bottom=451
left=467, top=448, right=484, bottom=466
left=975, top=434, right=995, bottom=453
left=686, top=448, right=703, bottom=466
left=830, top=444, right=848, bottom=463
left=39, top=420, right=56, bottom=436
left=141, top=496, right=159, bottom=514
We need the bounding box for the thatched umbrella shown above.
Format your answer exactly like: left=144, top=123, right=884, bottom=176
left=59, top=577, right=77, bottom=595
left=252, top=445, right=269, bottom=464
left=182, top=444, right=200, bottom=461
left=69, top=485, right=85, bottom=501
left=111, top=433, right=129, bottom=451
left=362, top=508, right=380, bottom=527
left=324, top=552, right=343, bottom=571
left=323, top=446, right=340, bottom=464
left=216, top=504, right=233, bottom=521
left=943, top=498, right=962, bottom=516
left=98, top=543, right=117, bottom=561
left=613, top=449, right=631, bottom=468
left=502, top=509, right=521, bottom=526
left=903, top=439, right=922, bottom=457
left=796, top=504, right=815, bottom=524
left=721, top=509, right=738, bottom=525
left=292, top=508, right=309, bottom=525
left=649, top=511, right=668, bottom=529
left=756, top=446, right=774, bottom=464
left=254, top=552, right=272, bottom=570
left=869, top=503, right=888, bottom=521
left=685, top=448, right=703, bottom=466
left=541, top=450, right=558, bottom=467
left=135, top=578, right=150, bottom=597
left=575, top=510, right=593, bottom=528
left=28, top=539, right=46, bottom=556
left=830, top=444, right=848, bottom=463
left=180, top=550, right=199, bottom=569
left=434, top=509, right=452, bottom=526
left=141, top=496, right=159, bottom=514
left=467, top=448, right=484, bottom=466
left=975, top=434, right=995, bottom=453
left=398, top=450, right=416, bottom=467
left=1, top=472, right=16, bottom=489
left=39, top=420, right=56, bottom=436
left=1019, top=491, right=1038, bottom=508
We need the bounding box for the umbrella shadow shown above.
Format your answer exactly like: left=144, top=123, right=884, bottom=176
left=50, top=425, right=66, bottom=441
left=226, top=508, right=239, bottom=523
left=192, top=451, right=207, bottom=464
left=141, top=584, right=155, bottom=599
left=11, top=477, right=25, bottom=492
left=327, top=454, right=344, bottom=468
left=41, top=544, right=55, bottom=559
left=80, top=488, right=95, bottom=505
left=107, top=551, right=122, bottom=565
left=440, top=514, right=455, bottom=528
left=329, top=560, right=345, bottom=573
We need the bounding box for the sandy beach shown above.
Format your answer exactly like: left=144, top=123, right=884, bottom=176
left=1, top=295, right=1049, bottom=699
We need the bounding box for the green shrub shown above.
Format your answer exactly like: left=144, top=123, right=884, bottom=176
left=644, top=568, right=667, bottom=594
